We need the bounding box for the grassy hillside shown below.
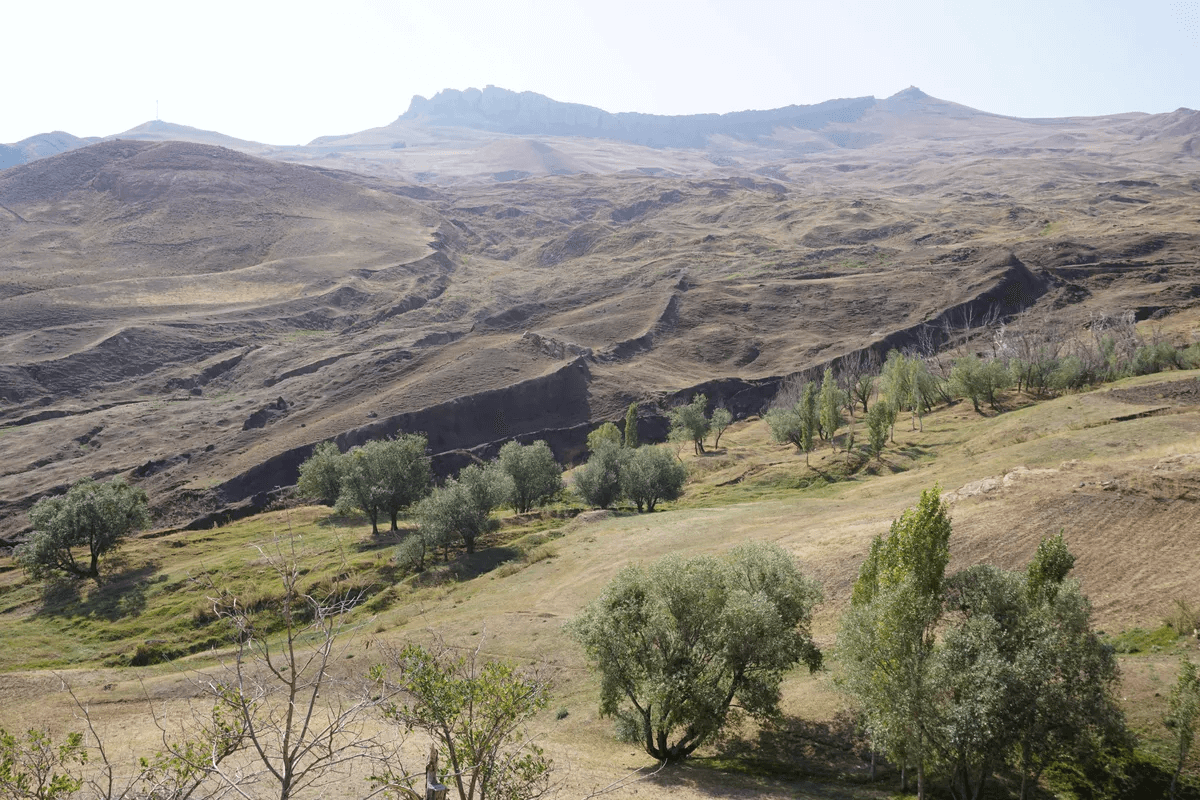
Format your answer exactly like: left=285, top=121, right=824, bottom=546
left=2, top=372, right=1200, bottom=797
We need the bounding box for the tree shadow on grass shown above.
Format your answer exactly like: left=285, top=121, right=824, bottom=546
left=449, top=546, right=522, bottom=580
left=36, top=560, right=159, bottom=621
left=660, top=712, right=887, bottom=798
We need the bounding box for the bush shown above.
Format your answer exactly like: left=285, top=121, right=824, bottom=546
left=395, top=534, right=428, bottom=573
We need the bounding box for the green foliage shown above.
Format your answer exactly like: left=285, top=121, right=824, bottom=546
left=335, top=435, right=432, bottom=534
left=0, top=727, right=86, bottom=800
left=416, top=463, right=508, bottom=555
left=866, top=401, right=889, bottom=459
left=623, top=402, right=640, bottom=449
left=764, top=382, right=817, bottom=463
left=951, top=355, right=1012, bottom=413
left=377, top=643, right=552, bottom=800
left=570, top=541, right=823, bottom=763
left=296, top=441, right=344, bottom=507
left=838, top=487, right=951, bottom=797
left=1167, top=659, right=1200, bottom=799
left=668, top=394, right=711, bottom=455
left=586, top=423, right=622, bottom=454
left=709, top=407, right=733, bottom=449
left=1026, top=530, right=1076, bottom=602
left=497, top=440, right=563, bottom=514
left=842, top=493, right=1126, bottom=800
left=572, top=442, right=627, bottom=509
left=619, top=445, right=688, bottom=512
left=940, top=560, right=1125, bottom=799
left=818, top=368, right=843, bottom=447
left=395, top=533, right=428, bottom=573
left=16, top=476, right=149, bottom=581
left=1107, top=625, right=1180, bottom=654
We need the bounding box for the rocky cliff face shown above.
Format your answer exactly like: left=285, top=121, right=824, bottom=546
left=399, top=85, right=877, bottom=148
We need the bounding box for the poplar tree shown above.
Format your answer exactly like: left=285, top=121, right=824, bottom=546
left=623, top=402, right=639, bottom=448
left=818, top=368, right=843, bottom=449
left=837, top=487, right=951, bottom=800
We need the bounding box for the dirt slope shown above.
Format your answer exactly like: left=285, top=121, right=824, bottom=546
left=1, top=125, right=1199, bottom=538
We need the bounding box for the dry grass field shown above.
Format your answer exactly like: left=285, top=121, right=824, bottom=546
left=2, top=372, right=1199, bottom=798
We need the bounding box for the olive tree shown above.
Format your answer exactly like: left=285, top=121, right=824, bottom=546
left=15, top=476, right=149, bottom=581
left=296, top=441, right=344, bottom=507
left=336, top=436, right=431, bottom=534
left=619, top=445, right=688, bottom=512
left=572, top=442, right=627, bottom=510
left=709, top=407, right=733, bottom=449
left=497, top=441, right=562, bottom=514
left=570, top=542, right=823, bottom=763
left=668, top=394, right=710, bottom=455
left=416, top=463, right=508, bottom=555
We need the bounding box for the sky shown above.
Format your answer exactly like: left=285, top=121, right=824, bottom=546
left=3, top=0, right=1199, bottom=146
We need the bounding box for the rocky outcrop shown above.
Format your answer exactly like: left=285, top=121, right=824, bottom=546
left=400, top=86, right=876, bottom=149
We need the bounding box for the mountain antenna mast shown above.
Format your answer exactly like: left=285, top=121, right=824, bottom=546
left=156, top=100, right=159, bottom=121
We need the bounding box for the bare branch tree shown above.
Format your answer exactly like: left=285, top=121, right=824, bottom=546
left=191, top=534, right=397, bottom=800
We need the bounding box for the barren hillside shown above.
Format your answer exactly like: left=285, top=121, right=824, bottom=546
left=1, top=89, right=1198, bottom=538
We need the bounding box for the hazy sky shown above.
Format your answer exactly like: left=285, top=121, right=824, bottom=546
left=4, top=0, right=1199, bottom=145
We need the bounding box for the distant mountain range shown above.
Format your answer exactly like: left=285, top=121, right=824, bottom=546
left=4, top=86, right=1198, bottom=184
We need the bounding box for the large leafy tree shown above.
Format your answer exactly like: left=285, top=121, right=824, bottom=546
left=336, top=436, right=431, bottom=534
left=936, top=535, right=1124, bottom=800
left=497, top=441, right=562, bottom=514
left=16, top=477, right=149, bottom=581
left=837, top=486, right=951, bottom=799
left=570, top=542, right=822, bottom=763
left=618, top=445, right=687, bottom=512
left=296, top=441, right=344, bottom=507
left=416, top=463, right=508, bottom=555
left=572, top=442, right=627, bottom=510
